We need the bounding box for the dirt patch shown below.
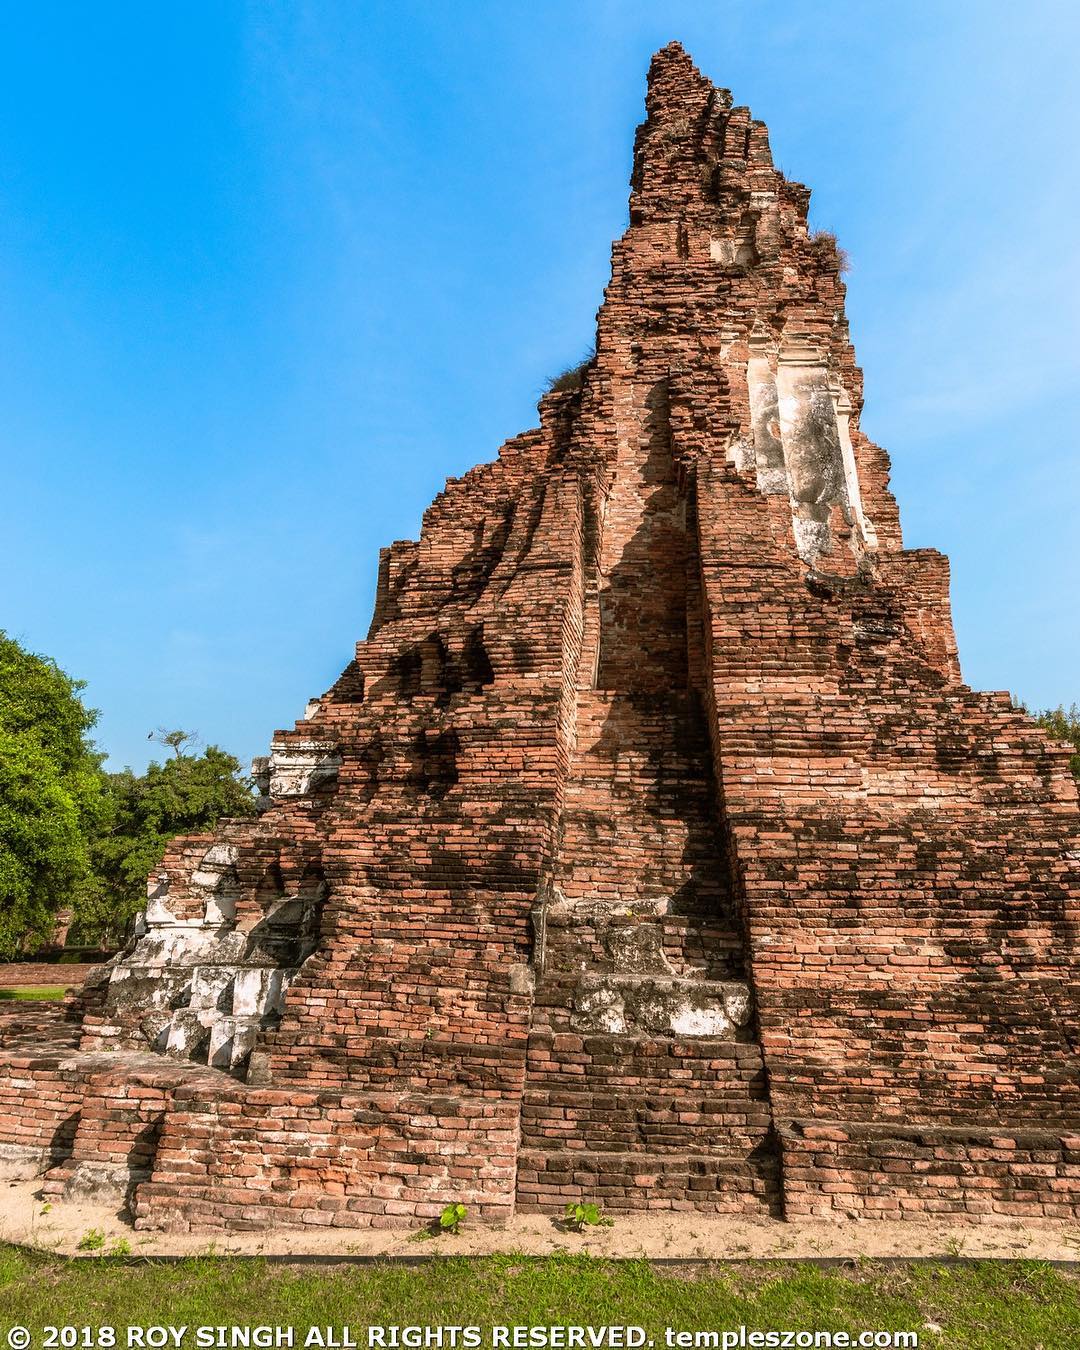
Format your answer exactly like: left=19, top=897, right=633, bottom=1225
left=3, top=1179, right=1077, bottom=1261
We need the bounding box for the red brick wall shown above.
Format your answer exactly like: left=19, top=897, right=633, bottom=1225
left=9, top=43, right=1077, bottom=1231
left=780, top=1122, right=1080, bottom=1222
left=0, top=1052, right=82, bottom=1173
left=134, top=1087, right=519, bottom=1232
left=694, top=456, right=1079, bottom=1133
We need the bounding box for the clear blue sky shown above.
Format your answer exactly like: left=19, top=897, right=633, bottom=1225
left=3, top=1, right=1078, bottom=772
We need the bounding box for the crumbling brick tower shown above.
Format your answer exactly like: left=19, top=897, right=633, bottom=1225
left=2, top=43, right=1078, bottom=1230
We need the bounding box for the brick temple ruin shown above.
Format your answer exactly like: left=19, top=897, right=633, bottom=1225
left=2, top=44, right=1078, bottom=1232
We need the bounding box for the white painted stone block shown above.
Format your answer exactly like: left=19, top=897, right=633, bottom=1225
left=203, top=844, right=239, bottom=869
left=267, top=740, right=342, bottom=797
left=204, top=890, right=237, bottom=925
left=190, top=966, right=235, bottom=1010
left=230, top=967, right=288, bottom=1019
left=670, top=1003, right=734, bottom=1037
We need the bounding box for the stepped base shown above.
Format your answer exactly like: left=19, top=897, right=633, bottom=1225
left=515, top=1146, right=781, bottom=1215
left=0, top=1002, right=80, bottom=1054
left=779, top=1120, right=1080, bottom=1222
left=41, top=1159, right=150, bottom=1207
left=0, top=1141, right=59, bottom=1180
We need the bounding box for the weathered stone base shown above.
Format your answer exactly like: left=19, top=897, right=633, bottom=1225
left=779, top=1121, right=1080, bottom=1223
left=0, top=1049, right=519, bottom=1233
left=515, top=1147, right=781, bottom=1215
left=4, top=1049, right=1080, bottom=1230
left=0, top=1141, right=58, bottom=1181
left=132, top=1085, right=520, bottom=1232
left=43, top=1160, right=150, bottom=1207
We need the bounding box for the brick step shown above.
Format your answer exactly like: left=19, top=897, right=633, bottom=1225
left=526, top=1026, right=766, bottom=1062
left=551, top=691, right=742, bottom=983
left=530, top=970, right=755, bottom=1037
left=522, top=1027, right=769, bottom=1152
left=535, top=928, right=746, bottom=984
left=562, top=695, right=719, bottom=789
left=0, top=1002, right=80, bottom=1053
left=522, top=1107, right=771, bottom=1152
left=523, top=1076, right=769, bottom=1101
left=267, top=1031, right=527, bottom=1094
left=40, top=1157, right=152, bottom=1207
left=515, top=1146, right=781, bottom=1215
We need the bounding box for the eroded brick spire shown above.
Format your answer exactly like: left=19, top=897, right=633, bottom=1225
left=3, top=44, right=1076, bottom=1238
left=598, top=44, right=888, bottom=570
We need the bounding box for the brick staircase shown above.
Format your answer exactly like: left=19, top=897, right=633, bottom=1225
left=519, top=690, right=781, bottom=1214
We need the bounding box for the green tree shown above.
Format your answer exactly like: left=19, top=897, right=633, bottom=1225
left=0, top=632, right=107, bottom=957
left=1032, top=703, right=1080, bottom=782
left=75, top=738, right=256, bottom=944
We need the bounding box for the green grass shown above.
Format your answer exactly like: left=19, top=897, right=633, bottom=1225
left=0, top=986, right=68, bottom=1000
left=0, top=1248, right=1077, bottom=1349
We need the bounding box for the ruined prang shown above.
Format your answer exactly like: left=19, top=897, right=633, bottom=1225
left=2, top=44, right=1078, bottom=1231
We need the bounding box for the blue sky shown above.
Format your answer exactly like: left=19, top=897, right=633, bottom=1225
left=3, top=1, right=1078, bottom=772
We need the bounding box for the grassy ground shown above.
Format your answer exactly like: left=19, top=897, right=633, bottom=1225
left=0, top=986, right=68, bottom=1000
left=0, top=1247, right=1077, bottom=1349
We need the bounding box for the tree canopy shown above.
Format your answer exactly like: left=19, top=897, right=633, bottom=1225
left=0, top=631, right=106, bottom=957
left=0, top=631, right=257, bottom=952
left=76, top=743, right=256, bottom=944
left=1032, top=703, right=1080, bottom=782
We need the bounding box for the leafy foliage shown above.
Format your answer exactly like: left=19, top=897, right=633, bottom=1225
left=1032, top=703, right=1080, bottom=781
left=0, top=633, right=258, bottom=952
left=564, top=1201, right=613, bottom=1232
left=438, top=1201, right=467, bottom=1234
left=0, top=632, right=106, bottom=958
left=75, top=741, right=256, bottom=945
left=150, top=727, right=200, bottom=758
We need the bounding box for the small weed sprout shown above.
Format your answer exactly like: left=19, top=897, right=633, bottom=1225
left=439, top=1201, right=468, bottom=1234
left=77, top=1227, right=105, bottom=1252
left=108, top=1238, right=131, bottom=1257
left=564, top=1201, right=613, bottom=1232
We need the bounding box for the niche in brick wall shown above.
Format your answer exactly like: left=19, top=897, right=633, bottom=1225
left=205, top=865, right=241, bottom=926
left=407, top=728, right=460, bottom=799
left=257, top=861, right=286, bottom=908
left=247, top=859, right=327, bottom=967
left=396, top=644, right=423, bottom=699
left=295, top=862, right=328, bottom=962
left=462, top=626, right=495, bottom=689
left=358, top=731, right=385, bottom=803
left=397, top=632, right=462, bottom=705
left=245, top=861, right=288, bottom=963
left=596, top=379, right=691, bottom=693
left=329, top=658, right=365, bottom=704
left=451, top=503, right=515, bottom=598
